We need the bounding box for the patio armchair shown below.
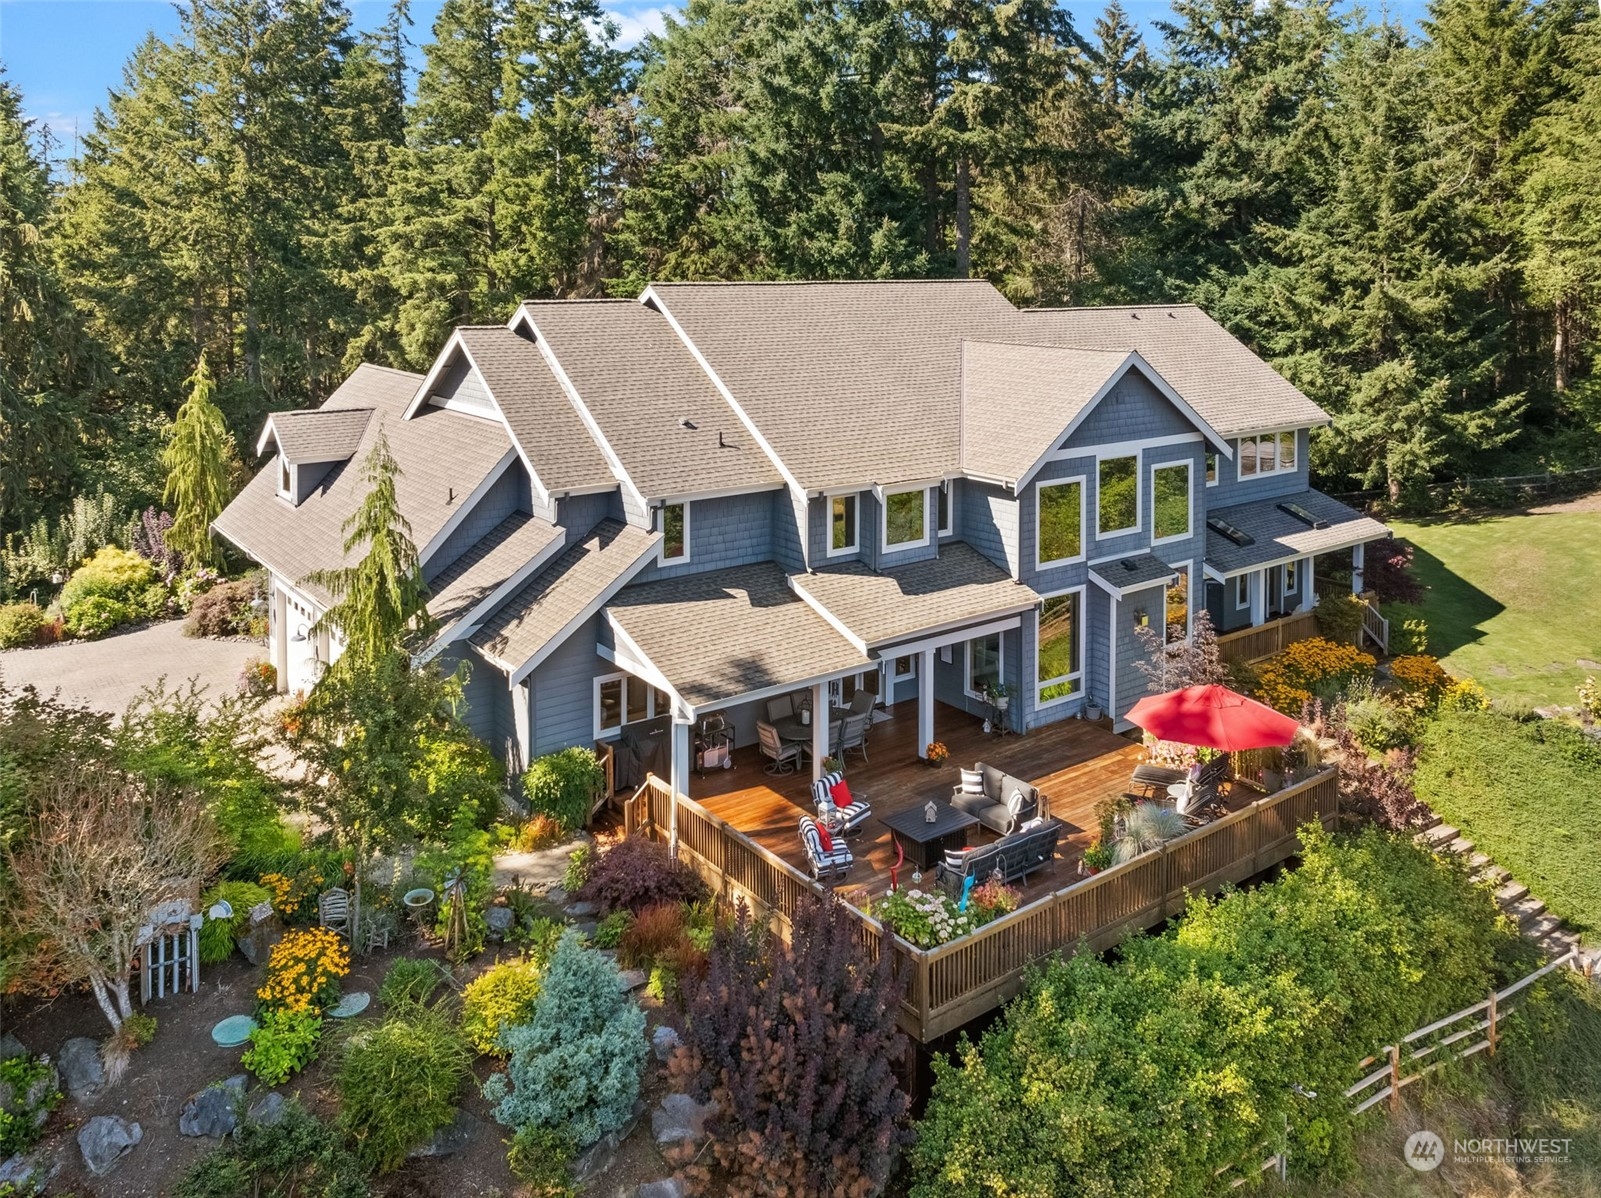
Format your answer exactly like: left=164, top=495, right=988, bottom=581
left=318, top=887, right=351, bottom=938
left=766, top=695, right=795, bottom=723
left=758, top=721, right=804, bottom=774
left=834, top=712, right=871, bottom=764
left=798, top=815, right=853, bottom=882
left=811, top=769, right=871, bottom=834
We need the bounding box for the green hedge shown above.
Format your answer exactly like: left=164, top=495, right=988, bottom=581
left=912, top=827, right=1530, bottom=1196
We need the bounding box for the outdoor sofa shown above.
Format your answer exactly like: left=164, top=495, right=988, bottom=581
left=950, top=762, right=1042, bottom=836
left=934, top=818, right=1063, bottom=895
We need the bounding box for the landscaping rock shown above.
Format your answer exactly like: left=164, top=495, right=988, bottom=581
left=545, top=886, right=568, bottom=906
left=179, top=1075, right=247, bottom=1137
left=57, top=1037, right=104, bottom=1101
left=571, top=1131, right=620, bottom=1183
left=565, top=900, right=599, bottom=918
left=237, top=917, right=285, bottom=966
left=77, top=1116, right=141, bottom=1176
left=638, top=1180, right=685, bottom=1198
left=245, top=1092, right=286, bottom=1127
left=407, top=1109, right=482, bottom=1159
left=0, top=1034, right=26, bottom=1062
left=486, top=906, right=515, bottom=939
left=652, top=1093, right=716, bottom=1148
left=652, top=1024, right=681, bottom=1063
left=0, top=1148, right=59, bottom=1195
left=573, top=920, right=599, bottom=941
left=619, top=969, right=648, bottom=992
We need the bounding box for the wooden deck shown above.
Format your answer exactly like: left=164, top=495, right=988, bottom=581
left=690, top=703, right=1148, bottom=902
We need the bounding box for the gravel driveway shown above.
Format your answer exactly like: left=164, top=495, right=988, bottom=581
left=0, top=620, right=263, bottom=714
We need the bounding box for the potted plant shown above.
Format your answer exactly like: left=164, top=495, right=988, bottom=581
left=1080, top=839, right=1113, bottom=875
left=925, top=741, right=949, bottom=767
left=988, top=683, right=1010, bottom=711
left=822, top=755, right=844, bottom=775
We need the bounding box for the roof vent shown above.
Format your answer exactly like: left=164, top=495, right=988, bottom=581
left=678, top=417, right=697, bottom=430
left=1130, top=312, right=1140, bottom=320
left=1206, top=516, right=1255, bottom=547
left=717, top=431, right=727, bottom=448
left=1277, top=501, right=1327, bottom=530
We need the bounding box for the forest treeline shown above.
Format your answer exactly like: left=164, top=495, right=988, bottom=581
left=2, top=0, right=1599, bottom=543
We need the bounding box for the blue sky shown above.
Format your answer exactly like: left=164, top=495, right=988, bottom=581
left=2, top=0, right=1424, bottom=160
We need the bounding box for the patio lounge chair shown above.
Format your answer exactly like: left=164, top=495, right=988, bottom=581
left=835, top=712, right=870, bottom=764
left=951, top=762, right=1041, bottom=836
left=758, top=721, right=803, bottom=774
left=799, top=815, right=853, bottom=882
left=1127, top=762, right=1187, bottom=800
left=934, top=818, right=1062, bottom=895
left=1169, top=755, right=1232, bottom=817
left=811, top=769, right=871, bottom=834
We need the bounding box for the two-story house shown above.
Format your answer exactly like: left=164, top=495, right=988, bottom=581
left=214, top=280, right=1386, bottom=801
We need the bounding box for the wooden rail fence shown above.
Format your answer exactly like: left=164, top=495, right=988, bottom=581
left=627, top=767, right=1340, bottom=1041
left=1216, top=609, right=1320, bottom=665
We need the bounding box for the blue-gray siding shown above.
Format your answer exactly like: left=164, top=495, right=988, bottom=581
left=529, top=613, right=610, bottom=758
left=961, top=481, right=1019, bottom=577
left=1208, top=428, right=1312, bottom=506
left=425, top=463, right=529, bottom=577
left=429, top=357, right=494, bottom=415
left=633, top=491, right=777, bottom=584
left=1063, top=369, right=1198, bottom=448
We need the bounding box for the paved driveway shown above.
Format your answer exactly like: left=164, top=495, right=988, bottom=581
left=0, top=620, right=263, bottom=714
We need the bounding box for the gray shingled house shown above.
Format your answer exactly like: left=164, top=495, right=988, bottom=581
left=214, top=280, right=1386, bottom=798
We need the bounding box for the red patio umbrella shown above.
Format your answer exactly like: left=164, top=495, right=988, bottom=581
left=1124, top=684, right=1299, bottom=752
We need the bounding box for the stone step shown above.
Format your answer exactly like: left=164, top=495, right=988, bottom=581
left=1473, top=865, right=1511, bottom=886
left=1415, top=811, right=1443, bottom=832
left=1466, top=851, right=1493, bottom=871
left=1446, top=837, right=1476, bottom=856
left=1494, top=880, right=1529, bottom=905
left=1524, top=914, right=1564, bottom=941
left=1506, top=896, right=1546, bottom=924
left=1418, top=824, right=1459, bottom=848
left=1538, top=929, right=1581, bottom=960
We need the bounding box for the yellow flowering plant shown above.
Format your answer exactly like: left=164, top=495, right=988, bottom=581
left=257, top=927, right=350, bottom=1016
left=1254, top=637, right=1376, bottom=714
left=1389, top=654, right=1451, bottom=710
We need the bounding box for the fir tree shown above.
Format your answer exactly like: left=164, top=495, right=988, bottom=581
left=161, top=352, right=234, bottom=566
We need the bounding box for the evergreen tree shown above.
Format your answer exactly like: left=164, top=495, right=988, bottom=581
left=307, top=425, right=429, bottom=666
left=161, top=352, right=234, bottom=567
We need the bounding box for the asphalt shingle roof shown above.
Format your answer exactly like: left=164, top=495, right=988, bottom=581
left=214, top=364, right=512, bottom=604
left=789, top=543, right=1041, bottom=650
left=424, top=513, right=563, bottom=633
left=452, top=326, right=615, bottom=494
left=605, top=562, right=872, bottom=711
left=258, top=408, right=373, bottom=463
left=1204, top=490, right=1390, bottom=574
left=519, top=301, right=782, bottom=501
left=1089, top=553, right=1179, bottom=594
left=470, top=519, right=661, bottom=673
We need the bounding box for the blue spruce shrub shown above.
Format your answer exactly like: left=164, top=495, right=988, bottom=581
left=482, top=931, right=646, bottom=1147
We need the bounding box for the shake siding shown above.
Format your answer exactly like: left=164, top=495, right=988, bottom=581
left=430, top=357, right=494, bottom=414
left=632, top=491, right=775, bottom=584
left=1087, top=587, right=1111, bottom=709
left=869, top=488, right=940, bottom=569
left=1208, top=427, right=1312, bottom=506
left=960, top=481, right=1019, bottom=576
left=554, top=491, right=618, bottom=544
left=425, top=466, right=531, bottom=577
left=1113, top=583, right=1166, bottom=721
left=621, top=486, right=650, bottom=529
left=1067, top=371, right=1198, bottom=446
left=294, top=460, right=334, bottom=503
left=772, top=490, right=806, bottom=573
left=529, top=613, right=609, bottom=757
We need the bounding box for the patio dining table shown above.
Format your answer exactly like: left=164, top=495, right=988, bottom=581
left=772, top=707, right=847, bottom=747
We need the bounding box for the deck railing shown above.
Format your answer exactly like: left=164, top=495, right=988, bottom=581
left=1216, top=608, right=1321, bottom=664
left=632, top=766, right=1340, bottom=1041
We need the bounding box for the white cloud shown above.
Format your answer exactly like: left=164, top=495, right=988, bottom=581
left=606, top=4, right=671, bottom=48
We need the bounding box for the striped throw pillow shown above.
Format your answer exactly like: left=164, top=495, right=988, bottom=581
left=958, top=768, right=984, bottom=796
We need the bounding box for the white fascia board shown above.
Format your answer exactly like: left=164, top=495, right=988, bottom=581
left=872, top=612, right=1026, bottom=660
left=689, top=663, right=874, bottom=721
left=417, top=448, right=518, bottom=568
left=600, top=619, right=688, bottom=710
left=413, top=530, right=567, bottom=668
left=446, top=336, right=554, bottom=510
left=255, top=417, right=280, bottom=458
left=648, top=481, right=786, bottom=506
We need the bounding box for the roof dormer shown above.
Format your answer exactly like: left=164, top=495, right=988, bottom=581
left=255, top=407, right=374, bottom=506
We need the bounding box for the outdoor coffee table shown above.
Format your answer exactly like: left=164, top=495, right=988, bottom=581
left=881, top=802, right=980, bottom=871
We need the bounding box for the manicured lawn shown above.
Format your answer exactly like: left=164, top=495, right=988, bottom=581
left=1413, top=710, right=1600, bottom=940
left=1389, top=497, right=1601, bottom=709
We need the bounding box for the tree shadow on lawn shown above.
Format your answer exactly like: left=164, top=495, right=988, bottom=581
left=1392, top=540, right=1504, bottom=660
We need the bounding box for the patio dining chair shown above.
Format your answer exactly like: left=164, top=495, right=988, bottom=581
left=766, top=695, right=795, bottom=723
left=811, top=769, right=871, bottom=834
left=798, top=816, right=853, bottom=882
left=318, top=887, right=351, bottom=939
left=847, top=689, right=876, bottom=717
left=835, top=712, right=870, bottom=764
left=758, top=721, right=803, bottom=774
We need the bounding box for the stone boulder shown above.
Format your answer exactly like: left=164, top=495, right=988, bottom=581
left=651, top=1024, right=681, bottom=1063
left=237, top=916, right=285, bottom=966
left=178, top=1075, right=247, bottom=1137
left=0, top=1033, right=26, bottom=1062
left=77, top=1116, right=141, bottom=1176
left=652, top=1093, right=717, bottom=1150
left=407, top=1109, right=482, bottom=1159
left=245, top=1092, right=286, bottom=1127
left=564, top=900, right=599, bottom=918
left=486, top=906, right=515, bottom=940
left=57, top=1038, right=104, bottom=1102
left=619, top=969, right=648, bottom=992
left=0, top=1148, right=59, bottom=1195
left=638, top=1180, right=685, bottom=1198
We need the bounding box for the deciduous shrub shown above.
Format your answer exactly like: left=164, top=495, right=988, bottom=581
left=63, top=594, right=132, bottom=639
left=1392, top=615, right=1430, bottom=655
left=875, top=888, right=978, bottom=947
left=483, top=932, right=646, bottom=1148
left=1312, top=592, right=1366, bottom=644
left=672, top=897, right=912, bottom=1196
left=562, top=843, right=592, bottom=892
left=1340, top=684, right=1415, bottom=754
left=1254, top=637, right=1376, bottom=713
left=176, top=1096, right=368, bottom=1198
left=198, top=880, right=272, bottom=963
left=575, top=835, right=708, bottom=915
left=337, top=1002, right=473, bottom=1173
left=462, top=959, right=544, bottom=1055
left=0, top=601, right=48, bottom=648
left=911, top=827, right=1527, bottom=1197
left=242, top=1009, right=323, bottom=1085
left=412, top=728, right=503, bottom=842
left=185, top=578, right=257, bottom=638
left=378, top=957, right=448, bottom=1009
left=522, top=747, right=606, bottom=834
left=592, top=909, right=632, bottom=949
left=60, top=545, right=154, bottom=610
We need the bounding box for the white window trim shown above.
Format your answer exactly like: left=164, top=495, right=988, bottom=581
left=1035, top=586, right=1085, bottom=710
left=880, top=485, right=931, bottom=552
left=1149, top=459, right=1194, bottom=546
left=964, top=631, right=1005, bottom=700
left=593, top=671, right=668, bottom=741
left=1034, top=474, right=1087, bottom=569
left=1234, top=573, right=1251, bottom=609
left=658, top=501, right=691, bottom=564
left=937, top=481, right=954, bottom=537
left=1095, top=450, right=1142, bottom=540
left=826, top=491, right=860, bottom=558
left=1235, top=430, right=1300, bottom=480
left=1205, top=452, right=1219, bottom=487
left=277, top=458, right=294, bottom=502
left=1283, top=558, right=1300, bottom=594
left=890, top=655, right=916, bottom=684
left=1165, top=562, right=1194, bottom=647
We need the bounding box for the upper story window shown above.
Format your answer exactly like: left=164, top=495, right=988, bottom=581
left=1237, top=430, right=1298, bottom=477
left=277, top=457, right=293, bottom=500
left=1036, top=477, right=1084, bottom=567
left=1097, top=455, right=1139, bottom=537
left=1151, top=461, right=1192, bottom=543
left=659, top=502, right=689, bottom=562
left=829, top=493, right=858, bottom=556
left=1205, top=452, right=1219, bottom=486
left=937, top=481, right=953, bottom=537
left=1166, top=567, right=1190, bottom=644
left=882, top=486, right=928, bottom=550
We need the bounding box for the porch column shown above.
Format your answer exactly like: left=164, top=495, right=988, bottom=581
left=1299, top=557, right=1316, bottom=613
left=511, top=680, right=532, bottom=773
left=1351, top=542, right=1365, bottom=596
left=1250, top=569, right=1267, bottom=626
left=811, top=682, right=829, bottom=782
left=917, top=649, right=935, bottom=759
left=271, top=579, right=289, bottom=693
left=669, top=717, right=691, bottom=856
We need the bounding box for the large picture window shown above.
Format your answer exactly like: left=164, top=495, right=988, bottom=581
left=1097, top=455, right=1139, bottom=537
left=829, top=493, right=858, bottom=555
left=1165, top=568, right=1190, bottom=645
left=1036, top=592, right=1082, bottom=706
left=1036, top=478, right=1084, bottom=566
left=882, top=487, right=928, bottom=549
left=966, top=633, right=1003, bottom=698
left=1151, top=461, right=1191, bottom=543
left=595, top=673, right=669, bottom=739
left=1237, top=430, right=1298, bottom=478
left=659, top=502, right=688, bottom=562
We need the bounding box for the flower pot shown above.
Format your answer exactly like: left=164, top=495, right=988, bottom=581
left=996, top=695, right=1009, bottom=711
left=1086, top=704, right=1103, bottom=721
